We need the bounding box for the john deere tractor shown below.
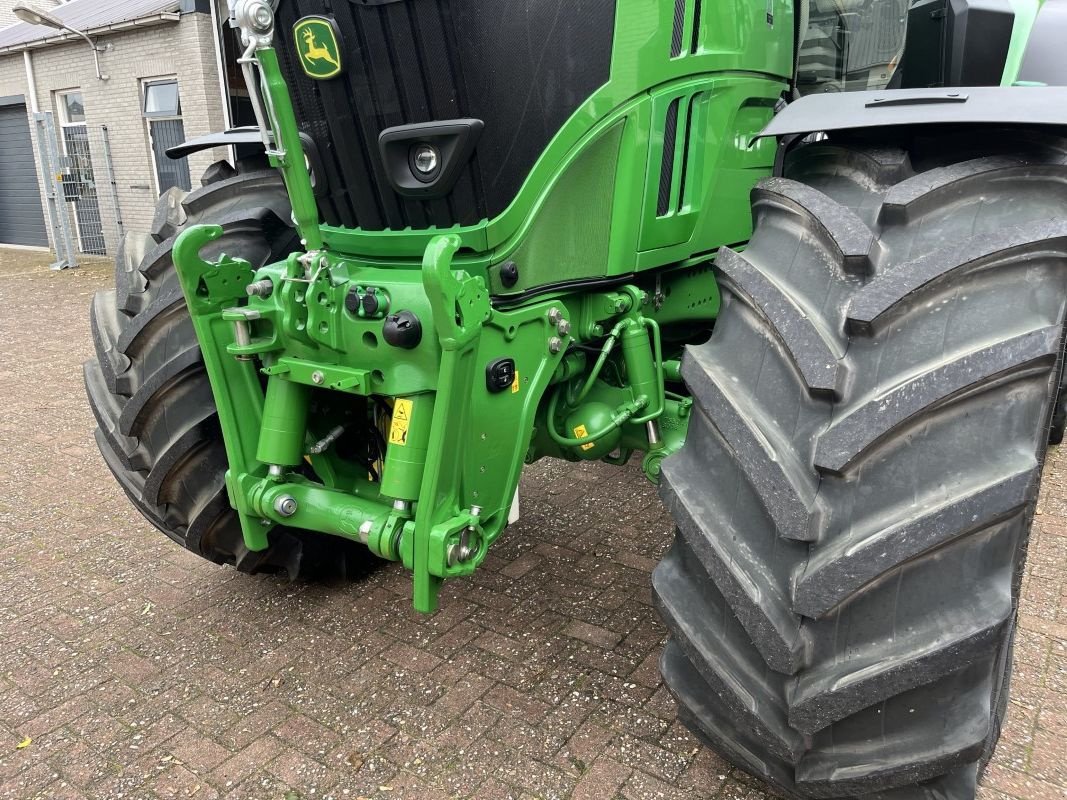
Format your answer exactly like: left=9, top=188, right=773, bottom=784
left=85, top=0, right=1067, bottom=796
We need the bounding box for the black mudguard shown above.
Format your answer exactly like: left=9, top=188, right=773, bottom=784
left=167, top=127, right=329, bottom=198
left=760, top=86, right=1067, bottom=140
left=164, top=126, right=266, bottom=160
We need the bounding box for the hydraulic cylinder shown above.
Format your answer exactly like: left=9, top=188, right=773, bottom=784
left=620, top=321, right=659, bottom=412
left=380, top=393, right=436, bottom=502
left=256, top=376, right=310, bottom=467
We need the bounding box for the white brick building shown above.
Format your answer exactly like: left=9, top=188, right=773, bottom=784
left=0, top=0, right=230, bottom=255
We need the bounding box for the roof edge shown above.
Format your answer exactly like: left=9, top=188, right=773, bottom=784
left=0, top=12, right=181, bottom=56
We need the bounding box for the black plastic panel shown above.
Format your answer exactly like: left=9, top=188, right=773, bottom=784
left=899, top=0, right=1014, bottom=88
left=899, top=0, right=945, bottom=88
left=947, top=0, right=1014, bottom=86
left=271, top=0, right=616, bottom=231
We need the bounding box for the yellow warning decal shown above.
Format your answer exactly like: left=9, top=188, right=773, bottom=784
left=511, top=370, right=521, bottom=394
left=572, top=423, right=596, bottom=452
left=389, top=398, right=413, bottom=446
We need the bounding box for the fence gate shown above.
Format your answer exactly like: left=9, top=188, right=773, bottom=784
left=33, top=112, right=124, bottom=269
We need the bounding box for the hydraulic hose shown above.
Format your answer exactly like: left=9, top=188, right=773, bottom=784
left=573, top=320, right=629, bottom=405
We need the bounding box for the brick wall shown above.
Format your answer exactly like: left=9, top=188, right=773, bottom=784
left=0, top=11, right=228, bottom=255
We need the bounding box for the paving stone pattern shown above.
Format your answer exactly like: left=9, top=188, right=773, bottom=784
left=0, top=247, right=1064, bottom=799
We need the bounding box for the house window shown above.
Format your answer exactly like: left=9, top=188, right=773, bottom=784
left=142, top=78, right=192, bottom=193
left=144, top=80, right=180, bottom=117
left=60, top=90, right=86, bottom=123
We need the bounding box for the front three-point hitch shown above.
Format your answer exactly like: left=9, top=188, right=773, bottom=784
left=170, top=0, right=705, bottom=612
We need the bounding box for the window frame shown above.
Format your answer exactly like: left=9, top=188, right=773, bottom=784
left=56, top=89, right=86, bottom=126
left=142, top=77, right=182, bottom=119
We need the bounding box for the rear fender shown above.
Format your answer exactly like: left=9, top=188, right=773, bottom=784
left=759, top=87, right=1067, bottom=142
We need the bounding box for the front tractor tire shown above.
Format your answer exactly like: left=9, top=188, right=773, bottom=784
left=84, top=160, right=366, bottom=579
left=656, top=131, right=1067, bottom=799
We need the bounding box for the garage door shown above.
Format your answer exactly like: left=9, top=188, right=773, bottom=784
left=0, top=97, right=48, bottom=247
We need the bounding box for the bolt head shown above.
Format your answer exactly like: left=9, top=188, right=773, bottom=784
left=548, top=307, right=562, bottom=324
left=548, top=336, right=562, bottom=354
left=311, top=370, right=325, bottom=385
left=557, top=319, right=571, bottom=336
left=273, top=495, right=297, bottom=517
left=358, top=520, right=373, bottom=544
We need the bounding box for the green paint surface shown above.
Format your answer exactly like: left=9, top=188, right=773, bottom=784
left=173, top=0, right=792, bottom=611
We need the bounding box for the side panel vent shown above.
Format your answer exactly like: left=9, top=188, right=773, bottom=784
left=657, top=99, right=681, bottom=216
left=656, top=95, right=701, bottom=219
left=690, top=0, right=703, bottom=54
left=642, top=87, right=719, bottom=253
left=670, top=0, right=704, bottom=58
left=670, top=0, right=686, bottom=57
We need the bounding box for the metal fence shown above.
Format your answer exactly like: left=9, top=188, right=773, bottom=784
left=33, top=112, right=124, bottom=269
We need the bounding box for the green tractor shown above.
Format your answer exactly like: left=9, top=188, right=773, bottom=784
left=85, top=0, right=1067, bottom=796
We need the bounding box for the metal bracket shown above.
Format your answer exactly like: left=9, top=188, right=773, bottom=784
left=230, top=0, right=279, bottom=155
left=230, top=0, right=275, bottom=49
left=422, top=234, right=491, bottom=350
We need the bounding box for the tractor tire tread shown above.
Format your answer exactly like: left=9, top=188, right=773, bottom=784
left=84, top=159, right=363, bottom=579
left=656, top=131, right=1067, bottom=799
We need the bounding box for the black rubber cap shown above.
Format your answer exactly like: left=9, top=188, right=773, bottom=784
left=383, top=310, right=422, bottom=349
left=500, top=260, right=519, bottom=288
left=344, top=287, right=361, bottom=315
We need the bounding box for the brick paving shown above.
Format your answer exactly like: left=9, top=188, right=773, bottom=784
left=0, top=245, right=1064, bottom=800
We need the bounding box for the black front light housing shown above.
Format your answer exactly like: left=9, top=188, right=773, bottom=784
left=378, top=119, right=484, bottom=199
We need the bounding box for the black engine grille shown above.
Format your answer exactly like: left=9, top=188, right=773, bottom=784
left=272, top=0, right=616, bottom=232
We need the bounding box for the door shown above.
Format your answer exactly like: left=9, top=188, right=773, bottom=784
left=143, top=78, right=192, bottom=194
left=0, top=97, right=48, bottom=247
left=149, top=118, right=192, bottom=193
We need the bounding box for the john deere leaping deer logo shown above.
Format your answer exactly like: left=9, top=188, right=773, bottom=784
left=293, top=16, right=342, bottom=80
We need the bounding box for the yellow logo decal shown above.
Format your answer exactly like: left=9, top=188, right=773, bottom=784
left=572, top=423, right=596, bottom=452
left=293, top=16, right=342, bottom=80
left=389, top=398, right=413, bottom=446
left=511, top=370, right=521, bottom=394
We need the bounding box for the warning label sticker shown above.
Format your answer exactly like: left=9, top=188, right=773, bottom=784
left=572, top=423, right=596, bottom=452
left=389, top=398, right=413, bottom=446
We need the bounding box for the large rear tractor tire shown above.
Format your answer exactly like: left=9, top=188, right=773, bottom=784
left=655, top=130, right=1067, bottom=798
left=85, top=160, right=369, bottom=579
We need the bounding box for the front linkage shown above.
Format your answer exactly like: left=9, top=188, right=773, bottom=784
left=171, top=0, right=705, bottom=613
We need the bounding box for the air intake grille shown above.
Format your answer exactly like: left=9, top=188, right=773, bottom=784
left=272, top=0, right=616, bottom=232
